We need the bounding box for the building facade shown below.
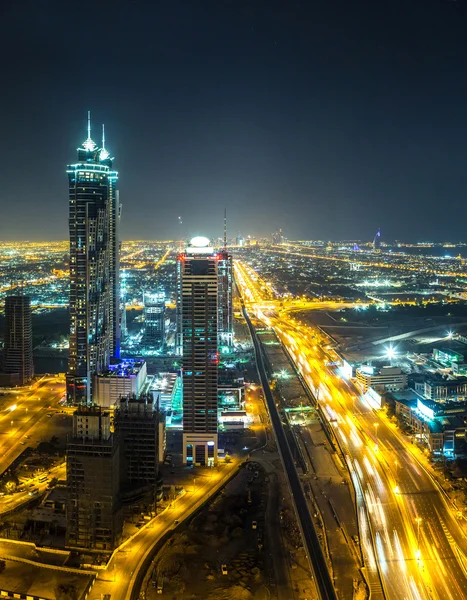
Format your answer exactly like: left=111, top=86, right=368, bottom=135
left=356, top=365, right=407, bottom=393
left=143, top=292, right=165, bottom=349
left=3, top=295, right=34, bottom=385
left=114, top=394, right=159, bottom=496
left=66, top=407, right=122, bottom=550
left=217, top=250, right=233, bottom=348
left=93, top=359, right=147, bottom=408
left=66, top=114, right=121, bottom=404
left=177, top=237, right=219, bottom=465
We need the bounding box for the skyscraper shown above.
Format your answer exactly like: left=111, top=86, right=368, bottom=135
left=143, top=292, right=166, bottom=349
left=66, top=407, right=122, bottom=550
left=177, top=237, right=219, bottom=465
left=66, top=113, right=121, bottom=404
left=114, top=393, right=159, bottom=503
left=217, top=252, right=233, bottom=349
left=217, top=210, right=234, bottom=349
left=3, top=295, right=34, bottom=385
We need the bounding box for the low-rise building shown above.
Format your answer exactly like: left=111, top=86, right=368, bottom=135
left=356, top=365, right=407, bottom=393
left=94, top=359, right=147, bottom=408
left=391, top=390, right=467, bottom=457
left=150, top=372, right=180, bottom=412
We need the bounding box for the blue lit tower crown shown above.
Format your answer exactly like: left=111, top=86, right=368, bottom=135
left=66, top=112, right=121, bottom=404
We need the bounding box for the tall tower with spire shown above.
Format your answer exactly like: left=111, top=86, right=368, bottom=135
left=217, top=209, right=233, bottom=348
left=66, top=112, right=121, bottom=404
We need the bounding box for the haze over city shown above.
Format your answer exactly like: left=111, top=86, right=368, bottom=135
left=1, top=0, right=467, bottom=241
left=3, top=2, right=467, bottom=600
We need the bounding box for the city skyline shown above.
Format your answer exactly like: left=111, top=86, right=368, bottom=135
left=4, top=2, right=467, bottom=598
left=2, top=1, right=467, bottom=241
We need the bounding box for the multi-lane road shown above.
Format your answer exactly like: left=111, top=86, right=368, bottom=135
left=0, top=375, right=66, bottom=476
left=235, top=258, right=467, bottom=600
left=243, top=305, right=335, bottom=600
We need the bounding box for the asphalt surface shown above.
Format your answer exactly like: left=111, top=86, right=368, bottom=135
left=243, top=304, right=337, bottom=600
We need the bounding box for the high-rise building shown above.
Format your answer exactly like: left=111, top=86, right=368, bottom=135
left=66, top=407, right=122, bottom=550
left=3, top=295, right=34, bottom=385
left=177, top=236, right=219, bottom=465
left=114, top=394, right=159, bottom=499
left=120, top=271, right=128, bottom=342
left=217, top=250, right=233, bottom=349
left=143, top=292, right=165, bottom=349
left=66, top=113, right=121, bottom=404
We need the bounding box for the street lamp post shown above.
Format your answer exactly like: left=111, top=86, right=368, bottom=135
left=373, top=423, right=379, bottom=448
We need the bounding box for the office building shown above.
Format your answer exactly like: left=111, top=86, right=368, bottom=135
left=143, top=292, right=165, bottom=348
left=217, top=250, right=233, bottom=348
left=356, top=365, right=407, bottom=393
left=66, top=113, right=121, bottom=404
left=177, top=236, right=219, bottom=465
left=3, top=295, right=34, bottom=385
left=66, top=407, right=122, bottom=550
left=114, top=394, right=159, bottom=496
left=94, top=359, right=147, bottom=408
left=392, top=391, right=467, bottom=457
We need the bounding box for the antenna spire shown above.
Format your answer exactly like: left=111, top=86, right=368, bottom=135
left=99, top=123, right=110, bottom=161
left=82, top=110, right=97, bottom=152
left=224, top=208, right=227, bottom=249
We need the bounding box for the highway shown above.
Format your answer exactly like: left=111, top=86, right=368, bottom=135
left=242, top=304, right=336, bottom=600
left=89, top=461, right=239, bottom=600
left=0, top=375, right=65, bottom=476
left=235, top=258, right=467, bottom=600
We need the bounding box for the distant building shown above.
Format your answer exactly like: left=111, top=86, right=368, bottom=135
left=66, top=113, right=121, bottom=404
left=158, top=415, right=166, bottom=463
left=143, top=292, right=165, bottom=348
left=177, top=236, right=219, bottom=465
left=411, top=374, right=467, bottom=402
left=94, top=359, right=147, bottom=408
left=150, top=372, right=180, bottom=411
left=3, top=295, right=34, bottom=385
left=356, top=365, right=407, bottom=393
left=114, top=394, right=159, bottom=500
left=217, top=250, right=233, bottom=348
left=392, top=390, right=467, bottom=457
left=66, top=407, right=122, bottom=550
left=272, top=228, right=284, bottom=245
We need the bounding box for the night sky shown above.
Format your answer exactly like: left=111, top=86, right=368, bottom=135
left=0, top=0, right=466, bottom=242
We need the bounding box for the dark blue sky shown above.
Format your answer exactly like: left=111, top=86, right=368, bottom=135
left=0, top=0, right=466, bottom=242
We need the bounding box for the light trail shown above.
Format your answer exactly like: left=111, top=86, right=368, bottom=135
left=234, top=258, right=467, bottom=600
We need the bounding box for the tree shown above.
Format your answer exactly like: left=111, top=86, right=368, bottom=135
left=54, top=583, right=78, bottom=600
left=224, top=454, right=232, bottom=464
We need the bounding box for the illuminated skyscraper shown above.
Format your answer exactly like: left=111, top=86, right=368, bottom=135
left=217, top=210, right=233, bottom=349
left=66, top=113, right=121, bottom=404
left=3, top=295, right=34, bottom=385
left=177, top=237, right=219, bottom=465
left=217, top=250, right=233, bottom=348
left=143, top=291, right=166, bottom=349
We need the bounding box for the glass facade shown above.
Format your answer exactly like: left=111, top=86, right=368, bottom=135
left=66, top=118, right=121, bottom=404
